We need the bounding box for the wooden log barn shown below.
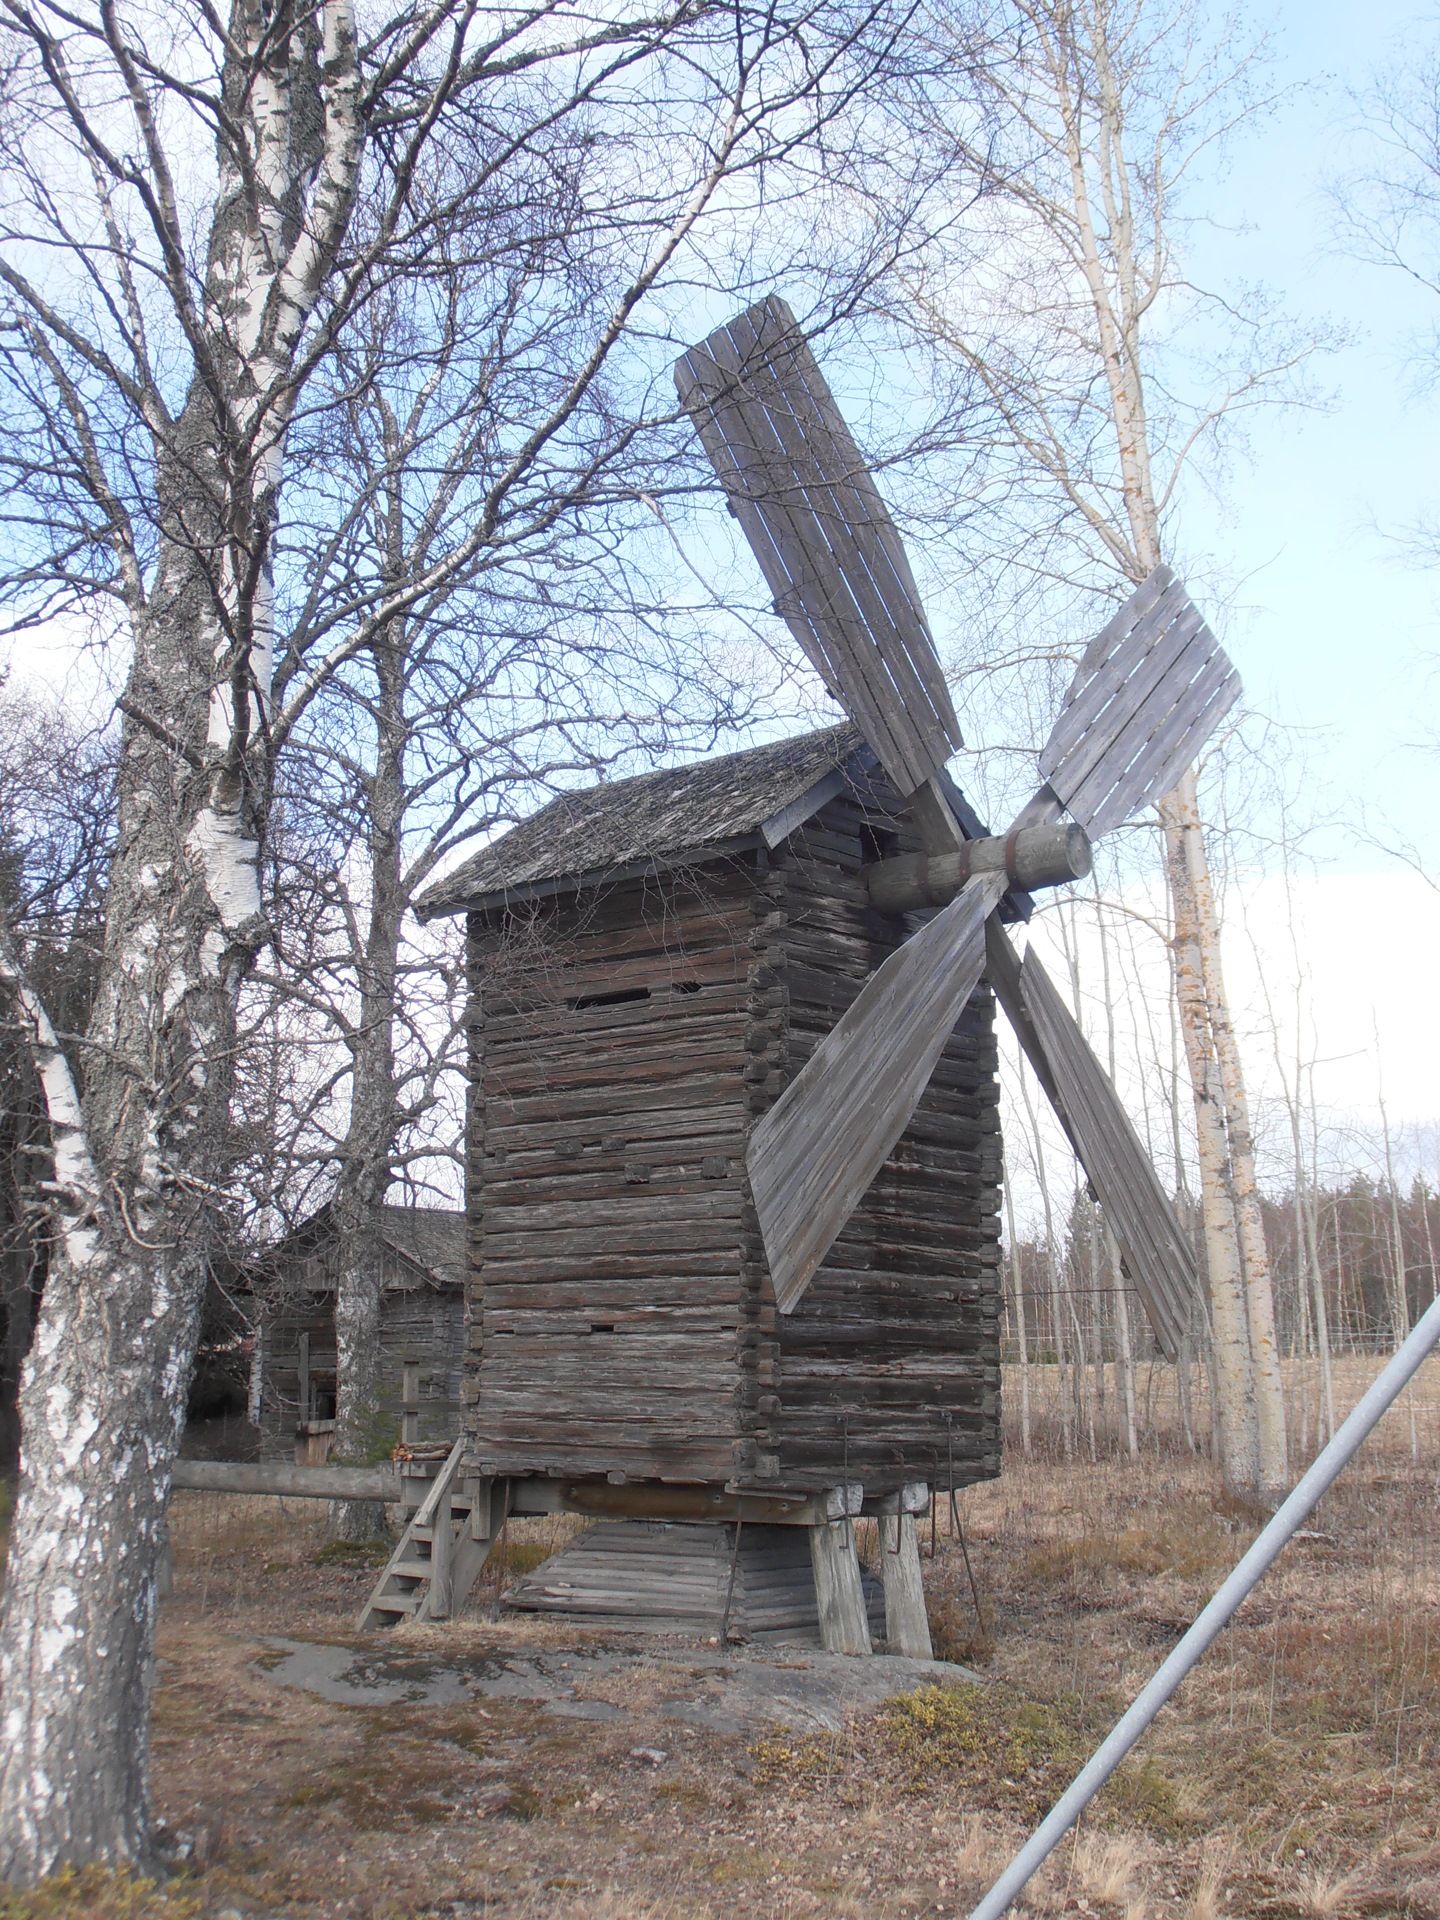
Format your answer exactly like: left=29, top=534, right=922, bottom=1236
left=245, top=1203, right=467, bottom=1464
left=363, top=722, right=1003, bottom=1653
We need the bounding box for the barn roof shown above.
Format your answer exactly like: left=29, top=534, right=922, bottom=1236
left=417, top=723, right=878, bottom=918
left=262, top=1204, right=466, bottom=1293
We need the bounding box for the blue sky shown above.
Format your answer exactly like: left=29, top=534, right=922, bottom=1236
left=1181, top=0, right=1440, bottom=878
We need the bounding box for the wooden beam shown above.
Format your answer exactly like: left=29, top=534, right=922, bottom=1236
left=879, top=1511, right=933, bottom=1659
left=172, top=1460, right=403, bottom=1501
left=809, top=1515, right=872, bottom=1654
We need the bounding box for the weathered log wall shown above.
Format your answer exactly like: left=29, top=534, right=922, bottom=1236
left=467, top=864, right=759, bottom=1484
left=256, top=1282, right=466, bottom=1457
left=465, top=785, right=1002, bottom=1494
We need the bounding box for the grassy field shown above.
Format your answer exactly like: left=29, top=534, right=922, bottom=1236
left=4, top=1356, right=1438, bottom=1920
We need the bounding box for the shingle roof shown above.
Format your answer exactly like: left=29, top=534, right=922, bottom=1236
left=417, top=723, right=874, bottom=918
left=260, top=1203, right=466, bottom=1293
left=377, top=1206, right=465, bottom=1290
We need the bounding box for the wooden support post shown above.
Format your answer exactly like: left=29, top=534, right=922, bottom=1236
left=467, top=1477, right=492, bottom=1541
left=428, top=1484, right=453, bottom=1620
left=809, top=1517, right=871, bottom=1655
left=401, top=1362, right=420, bottom=1447
left=879, top=1512, right=933, bottom=1659
left=297, top=1331, right=311, bottom=1424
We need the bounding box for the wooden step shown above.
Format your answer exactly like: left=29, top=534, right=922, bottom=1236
left=358, top=1447, right=502, bottom=1631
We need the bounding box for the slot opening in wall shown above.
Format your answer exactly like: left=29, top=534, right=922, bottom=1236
left=569, top=986, right=651, bottom=1012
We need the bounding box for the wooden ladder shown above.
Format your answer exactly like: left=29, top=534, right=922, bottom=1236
left=358, top=1438, right=501, bottom=1630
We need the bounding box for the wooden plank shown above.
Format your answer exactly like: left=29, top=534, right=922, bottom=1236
left=751, top=325, right=935, bottom=658
left=1013, top=942, right=1199, bottom=1354
left=1044, top=604, right=1206, bottom=803
left=676, top=347, right=922, bottom=786
left=713, top=306, right=957, bottom=772
left=880, top=1512, right=934, bottom=1658
left=1043, top=569, right=1184, bottom=756
left=747, top=871, right=1005, bottom=1312
left=810, top=1518, right=872, bottom=1653
left=723, top=301, right=955, bottom=732
left=676, top=298, right=960, bottom=795
left=172, top=1461, right=403, bottom=1500
left=1083, top=659, right=1241, bottom=839
left=1051, top=616, right=1222, bottom=827
left=1039, top=568, right=1241, bottom=834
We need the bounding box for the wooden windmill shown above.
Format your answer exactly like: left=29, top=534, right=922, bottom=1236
left=673, top=295, right=1236, bottom=1351
left=362, top=298, right=1237, bottom=1652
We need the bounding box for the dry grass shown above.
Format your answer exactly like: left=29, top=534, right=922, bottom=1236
left=10, top=1354, right=1440, bottom=1917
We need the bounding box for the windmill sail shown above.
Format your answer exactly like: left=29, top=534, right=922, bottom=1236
left=677, top=299, right=1228, bottom=1345
left=1040, top=566, right=1241, bottom=835
left=675, top=297, right=961, bottom=796
left=747, top=870, right=1006, bottom=1313
left=983, top=924, right=1197, bottom=1356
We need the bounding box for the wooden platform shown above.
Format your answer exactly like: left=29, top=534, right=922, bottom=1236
left=502, top=1520, right=884, bottom=1642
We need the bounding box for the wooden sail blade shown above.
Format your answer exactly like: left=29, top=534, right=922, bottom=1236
left=1040, top=567, right=1241, bottom=837
left=675, top=296, right=962, bottom=796
left=747, top=871, right=1007, bottom=1313
left=983, top=923, right=1199, bottom=1357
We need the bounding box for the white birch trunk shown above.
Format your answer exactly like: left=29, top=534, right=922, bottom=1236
left=1160, top=794, right=1260, bottom=1496
left=1168, top=767, right=1287, bottom=1500
left=0, top=663, right=262, bottom=1873
left=1023, top=0, right=1273, bottom=1502
left=0, top=0, right=361, bottom=1874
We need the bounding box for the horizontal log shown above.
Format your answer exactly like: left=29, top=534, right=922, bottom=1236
left=484, top=1306, right=741, bottom=1335
left=479, top=1267, right=741, bottom=1301
left=471, top=1444, right=738, bottom=1479
left=476, top=1388, right=739, bottom=1421
left=484, top=1034, right=746, bottom=1102
left=478, top=897, right=751, bottom=961
left=485, top=1188, right=744, bottom=1236
left=487, top=996, right=748, bottom=1046
left=489, top=1071, right=746, bottom=1129
left=488, top=1103, right=746, bottom=1157
left=172, top=1460, right=404, bottom=1500
left=481, top=1220, right=742, bottom=1261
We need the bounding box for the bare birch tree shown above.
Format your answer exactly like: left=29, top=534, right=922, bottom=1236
left=0, top=0, right=925, bottom=1874
left=0, top=691, right=115, bottom=1466
left=895, top=0, right=1322, bottom=1499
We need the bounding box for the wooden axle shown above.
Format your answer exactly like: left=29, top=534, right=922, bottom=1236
left=865, top=823, right=1091, bottom=913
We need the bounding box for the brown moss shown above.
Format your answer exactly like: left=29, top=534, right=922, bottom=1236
left=0, top=1868, right=200, bottom=1920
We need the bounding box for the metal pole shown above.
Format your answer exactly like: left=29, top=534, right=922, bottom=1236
left=969, top=1290, right=1440, bottom=1920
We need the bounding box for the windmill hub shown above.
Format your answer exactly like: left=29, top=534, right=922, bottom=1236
left=865, top=823, right=1092, bottom=914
